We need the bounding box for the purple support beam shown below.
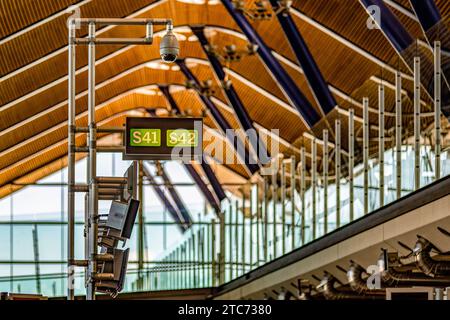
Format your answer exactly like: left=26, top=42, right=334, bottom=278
left=191, top=25, right=271, bottom=165
left=183, top=163, right=222, bottom=214
left=269, top=1, right=337, bottom=115
left=220, top=0, right=321, bottom=128
left=359, top=0, right=414, bottom=52
left=176, top=59, right=260, bottom=174
left=157, top=87, right=226, bottom=212
left=409, top=0, right=441, bottom=33
left=155, top=162, right=193, bottom=227
left=142, top=164, right=188, bottom=232
left=201, top=154, right=227, bottom=201
left=158, top=85, right=183, bottom=115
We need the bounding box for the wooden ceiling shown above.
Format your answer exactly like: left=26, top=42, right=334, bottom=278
left=0, top=0, right=448, bottom=198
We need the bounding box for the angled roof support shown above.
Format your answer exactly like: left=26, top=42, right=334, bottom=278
left=269, top=1, right=337, bottom=115
left=191, top=25, right=271, bottom=165
left=158, top=84, right=225, bottom=214
left=220, top=0, right=321, bottom=128
left=142, top=164, right=188, bottom=233
left=176, top=59, right=260, bottom=174
left=359, top=0, right=414, bottom=52
left=183, top=163, right=222, bottom=214
left=201, top=154, right=227, bottom=201
left=154, top=161, right=193, bottom=227
left=158, top=84, right=182, bottom=114
left=409, top=0, right=442, bottom=37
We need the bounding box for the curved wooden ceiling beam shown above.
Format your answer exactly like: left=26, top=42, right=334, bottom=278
left=0, top=59, right=308, bottom=152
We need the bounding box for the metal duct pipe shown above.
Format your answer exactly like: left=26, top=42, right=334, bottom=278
left=221, top=0, right=321, bottom=128
left=317, top=272, right=378, bottom=300
left=176, top=59, right=260, bottom=174
left=347, top=262, right=385, bottom=295
left=378, top=250, right=450, bottom=286
left=414, top=236, right=450, bottom=277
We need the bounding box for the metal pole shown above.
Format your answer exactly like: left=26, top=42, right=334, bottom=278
left=335, top=120, right=341, bottom=228
left=211, top=219, right=216, bottom=287
left=349, top=109, right=355, bottom=221
left=300, top=148, right=306, bottom=244
left=290, top=156, right=296, bottom=250
left=363, top=97, right=369, bottom=214
left=67, top=19, right=76, bottom=301
left=137, top=161, right=144, bottom=290
left=272, top=174, right=277, bottom=259
left=281, top=162, right=286, bottom=254
left=263, top=178, right=268, bottom=262
left=87, top=22, right=98, bottom=300
left=378, top=85, right=385, bottom=207
left=395, top=72, right=402, bottom=199
left=249, top=185, right=253, bottom=269
left=312, top=138, right=317, bottom=239
left=241, top=192, right=246, bottom=275
left=256, top=182, right=261, bottom=266
left=234, top=200, right=239, bottom=277
left=434, top=41, right=441, bottom=181
left=228, top=202, right=232, bottom=281
left=414, top=57, right=421, bottom=190
left=323, top=130, right=328, bottom=235
left=219, top=212, right=225, bottom=285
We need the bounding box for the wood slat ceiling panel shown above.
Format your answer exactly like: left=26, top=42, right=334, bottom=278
left=0, top=1, right=238, bottom=105
left=0, top=0, right=79, bottom=39
left=0, top=0, right=157, bottom=76
left=294, top=0, right=398, bottom=63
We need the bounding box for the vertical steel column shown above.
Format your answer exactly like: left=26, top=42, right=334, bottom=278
left=312, top=139, right=317, bottom=239
left=263, top=178, right=268, bottom=262
left=281, top=162, right=286, bottom=254
left=335, top=120, right=341, bottom=228
left=378, top=85, right=385, bottom=207
left=219, top=212, right=225, bottom=285
left=249, top=185, right=253, bottom=269
left=434, top=41, right=441, bottom=180
left=137, top=161, right=144, bottom=290
left=228, top=202, right=232, bottom=281
left=256, top=183, right=261, bottom=266
left=234, top=200, right=239, bottom=278
left=323, top=130, right=329, bottom=234
left=363, top=98, right=369, bottom=214
left=211, top=219, right=216, bottom=287
left=395, top=72, right=402, bottom=199
left=241, top=192, right=246, bottom=275
left=87, top=22, right=98, bottom=301
left=414, top=57, right=421, bottom=190
left=67, top=19, right=76, bottom=301
left=348, top=109, right=355, bottom=221
left=300, top=148, right=306, bottom=244
left=272, top=173, right=277, bottom=258
left=290, top=156, right=296, bottom=250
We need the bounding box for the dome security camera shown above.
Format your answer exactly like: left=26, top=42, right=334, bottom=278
left=160, top=25, right=179, bottom=63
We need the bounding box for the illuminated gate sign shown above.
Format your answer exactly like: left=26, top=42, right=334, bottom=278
left=124, top=117, right=203, bottom=160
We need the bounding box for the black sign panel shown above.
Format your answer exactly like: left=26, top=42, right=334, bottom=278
left=124, top=117, right=203, bottom=160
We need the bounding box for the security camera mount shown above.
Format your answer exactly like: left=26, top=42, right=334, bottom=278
left=67, top=17, right=175, bottom=301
